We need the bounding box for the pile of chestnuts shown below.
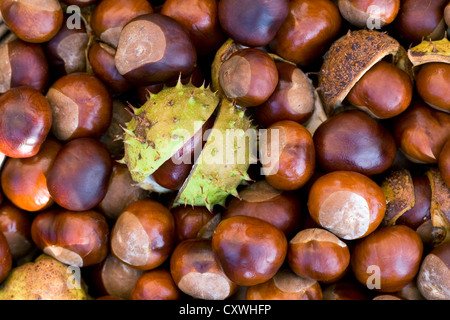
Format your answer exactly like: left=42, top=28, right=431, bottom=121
left=0, top=0, right=448, bottom=302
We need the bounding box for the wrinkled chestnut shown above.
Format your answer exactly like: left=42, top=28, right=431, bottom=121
left=346, top=61, right=413, bottom=119
left=46, top=72, right=113, bottom=142
left=0, top=39, right=49, bottom=94
left=0, top=87, right=52, bottom=158
left=115, top=13, right=197, bottom=86
left=223, top=180, right=302, bottom=238
left=170, top=239, right=237, bottom=300
left=91, top=0, right=154, bottom=48
left=31, top=209, right=110, bottom=267
left=0, top=230, right=12, bottom=283
left=171, top=206, right=221, bottom=243
left=288, top=228, right=350, bottom=283
left=130, top=268, right=181, bottom=300
left=260, top=120, right=315, bottom=191
left=219, top=48, right=278, bottom=107
left=439, top=139, right=450, bottom=188
left=313, top=109, right=397, bottom=175
left=269, top=0, right=342, bottom=67
left=46, top=138, right=113, bottom=211
left=1, top=138, right=62, bottom=212
left=110, top=199, right=175, bottom=270
left=0, top=0, right=63, bottom=43
left=211, top=215, right=287, bottom=286
left=246, top=268, right=323, bottom=300
left=338, top=0, right=400, bottom=28
left=308, top=171, right=386, bottom=240
left=416, top=62, right=450, bottom=113
left=218, top=0, right=289, bottom=47
left=351, top=225, right=423, bottom=292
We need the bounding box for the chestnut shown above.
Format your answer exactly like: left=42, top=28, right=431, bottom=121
left=255, top=61, right=315, bottom=128
left=260, top=120, right=315, bottom=191
left=0, top=39, right=49, bottom=94
left=161, top=0, right=225, bottom=55
left=110, top=199, right=175, bottom=271
left=0, top=202, right=32, bottom=260
left=31, top=209, right=110, bottom=267
left=322, top=281, right=370, bottom=300
left=346, top=61, right=413, bottom=119
left=392, top=100, right=450, bottom=164
left=223, top=180, right=302, bottom=238
left=171, top=206, right=221, bottom=243
left=170, top=239, right=237, bottom=300
left=46, top=138, right=113, bottom=211
left=338, top=0, right=400, bottom=28
left=415, top=62, right=450, bottom=113
left=308, top=171, right=386, bottom=240
left=288, top=228, right=350, bottom=283
left=351, top=225, right=423, bottom=293
left=218, top=0, right=289, bottom=47
left=46, top=72, right=113, bottom=142
left=313, top=109, right=397, bottom=175
left=114, top=13, right=197, bottom=86
left=0, top=0, right=63, bottom=43
left=1, top=137, right=62, bottom=212
left=130, top=268, right=181, bottom=300
left=246, top=268, right=323, bottom=300
left=417, top=242, right=450, bottom=300
left=91, top=0, right=154, bottom=48
left=211, top=215, right=287, bottom=286
left=0, top=230, right=12, bottom=283
left=439, top=139, right=450, bottom=188
left=61, top=0, right=98, bottom=7
left=219, top=48, right=278, bottom=107
left=0, top=87, right=52, bottom=158
left=269, top=0, right=342, bottom=67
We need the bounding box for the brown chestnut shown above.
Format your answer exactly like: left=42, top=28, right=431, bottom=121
left=0, top=230, right=12, bottom=283
left=170, top=239, right=237, bottom=300
left=211, top=215, right=287, bottom=286
left=31, top=209, right=110, bottom=267
left=130, top=268, right=181, bottom=300
left=308, top=171, right=386, bottom=240
left=46, top=72, right=113, bottom=142
left=351, top=225, right=423, bottom=292
left=439, top=139, right=450, bottom=188
left=223, top=180, right=302, bottom=238
left=115, top=13, right=197, bottom=86
left=61, top=0, right=98, bottom=7
left=260, top=120, right=315, bottom=191
left=219, top=48, right=278, bottom=107
left=246, top=268, right=323, bottom=300
left=269, top=0, right=342, bottom=67
left=218, top=0, right=289, bottom=47
left=0, top=0, right=63, bottom=43
left=1, top=137, right=62, bottom=212
left=110, top=199, right=175, bottom=270
left=171, top=206, right=221, bottom=243
left=313, top=109, right=397, bottom=175
left=91, top=0, right=154, bottom=48
left=0, top=202, right=32, bottom=260
left=416, top=62, right=450, bottom=113
left=46, top=138, right=113, bottom=211
left=417, top=242, right=450, bottom=300
left=0, top=39, right=49, bottom=94
left=288, top=228, right=350, bottom=283
left=338, top=0, right=400, bottom=28
left=0, top=87, right=52, bottom=158
left=322, top=281, right=370, bottom=300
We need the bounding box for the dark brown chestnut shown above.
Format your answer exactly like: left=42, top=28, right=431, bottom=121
left=416, top=62, right=450, bottom=113
left=171, top=206, right=221, bottom=243
left=439, top=139, right=450, bottom=188
left=0, top=230, right=12, bottom=283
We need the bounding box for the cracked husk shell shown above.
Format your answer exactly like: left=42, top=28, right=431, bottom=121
left=407, top=37, right=450, bottom=67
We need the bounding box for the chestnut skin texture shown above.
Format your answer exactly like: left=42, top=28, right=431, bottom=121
left=211, top=215, right=287, bottom=286
left=313, top=109, right=397, bottom=175
left=416, top=62, right=450, bottom=113
left=269, top=0, right=342, bottom=67
left=351, top=225, right=423, bottom=293
left=46, top=138, right=113, bottom=212
left=0, top=202, right=32, bottom=260
left=439, top=139, right=450, bottom=188
left=346, top=61, right=413, bottom=119
left=218, top=0, right=289, bottom=47
left=130, top=269, right=181, bottom=300
left=0, top=230, right=12, bottom=283
left=1, top=138, right=62, bottom=212
left=0, top=87, right=52, bottom=159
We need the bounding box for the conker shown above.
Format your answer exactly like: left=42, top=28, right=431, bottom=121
left=415, top=62, right=450, bottom=113
left=439, top=139, right=450, bottom=188
left=0, top=202, right=32, bottom=260
left=171, top=206, right=221, bottom=243
left=0, top=230, right=12, bottom=283
left=130, top=268, right=181, bottom=300
left=338, top=0, right=400, bottom=28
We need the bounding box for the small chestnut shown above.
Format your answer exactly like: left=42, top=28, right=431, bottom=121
left=0, top=230, right=12, bottom=283
left=415, top=62, right=450, bottom=113
left=130, top=268, right=181, bottom=300
left=351, top=225, right=423, bottom=292
left=211, top=215, right=287, bottom=286
left=0, top=202, right=32, bottom=260
left=338, top=0, right=400, bottom=28
left=171, top=206, right=221, bottom=243
left=308, top=171, right=386, bottom=240
left=439, top=139, right=450, bottom=188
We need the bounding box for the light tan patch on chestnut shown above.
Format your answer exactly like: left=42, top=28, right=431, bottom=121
left=290, top=228, right=347, bottom=247
left=100, top=26, right=122, bottom=49
left=3, top=232, right=32, bottom=259
left=43, top=245, right=83, bottom=267
left=57, top=33, right=89, bottom=74
left=319, top=191, right=370, bottom=240
left=273, top=269, right=317, bottom=293
left=20, top=0, right=61, bottom=12
left=0, top=44, right=11, bottom=93
left=111, top=211, right=150, bottom=267
left=418, top=253, right=450, bottom=300
left=240, top=180, right=282, bottom=203
left=178, top=272, right=231, bottom=300
left=115, top=20, right=166, bottom=75
left=287, top=68, right=314, bottom=115
left=46, top=88, right=79, bottom=141
left=219, top=55, right=251, bottom=99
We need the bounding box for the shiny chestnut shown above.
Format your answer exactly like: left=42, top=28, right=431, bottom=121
left=0, top=231, right=12, bottom=283
left=130, top=268, right=181, bottom=300
left=338, top=0, right=400, bottom=28
left=439, top=139, right=450, bottom=188
left=0, top=202, right=32, bottom=260
left=171, top=206, right=220, bottom=243
left=416, top=62, right=450, bottom=113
